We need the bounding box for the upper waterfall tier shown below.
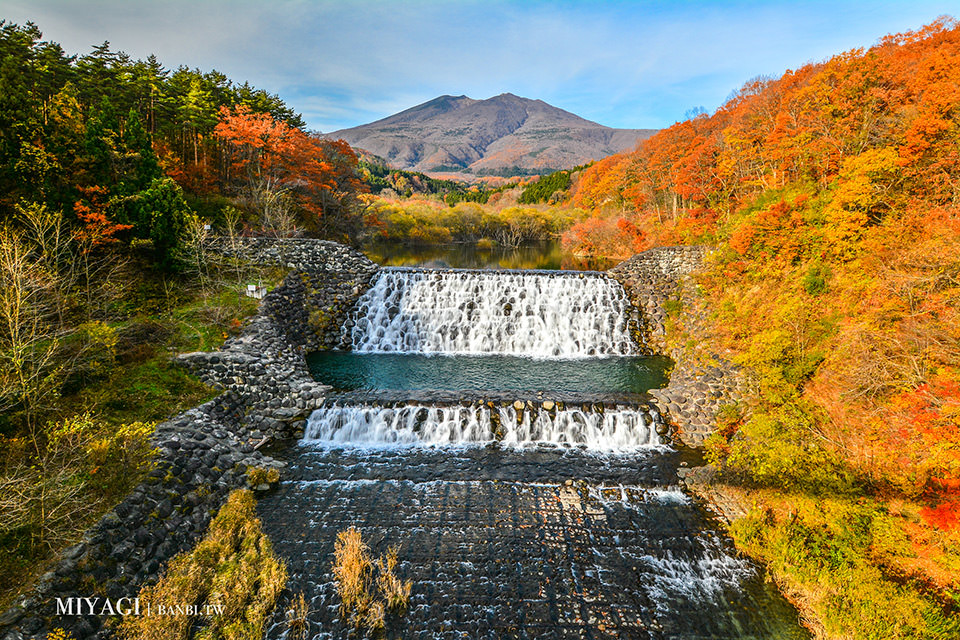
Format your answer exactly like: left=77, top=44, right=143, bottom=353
left=350, top=268, right=639, bottom=358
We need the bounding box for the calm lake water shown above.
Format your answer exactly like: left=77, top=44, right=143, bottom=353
left=362, top=239, right=619, bottom=271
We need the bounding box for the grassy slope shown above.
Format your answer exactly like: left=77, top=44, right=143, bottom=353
left=0, top=263, right=283, bottom=613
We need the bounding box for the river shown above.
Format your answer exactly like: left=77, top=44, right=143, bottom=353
left=258, top=243, right=809, bottom=639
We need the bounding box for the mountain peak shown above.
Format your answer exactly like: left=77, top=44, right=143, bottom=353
left=330, top=94, right=656, bottom=177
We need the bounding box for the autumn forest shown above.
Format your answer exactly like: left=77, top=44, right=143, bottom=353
left=563, top=17, right=960, bottom=638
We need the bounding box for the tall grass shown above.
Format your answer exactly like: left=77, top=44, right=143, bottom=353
left=117, top=489, right=287, bottom=640
left=284, top=592, right=310, bottom=640
left=332, top=527, right=412, bottom=636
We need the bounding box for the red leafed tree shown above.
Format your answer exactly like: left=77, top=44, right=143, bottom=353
left=561, top=215, right=649, bottom=259
left=72, top=185, right=133, bottom=313
left=301, top=138, right=368, bottom=239
left=214, top=106, right=364, bottom=236
left=72, top=185, right=132, bottom=250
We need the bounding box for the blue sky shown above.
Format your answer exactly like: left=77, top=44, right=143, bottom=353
left=1, top=1, right=955, bottom=132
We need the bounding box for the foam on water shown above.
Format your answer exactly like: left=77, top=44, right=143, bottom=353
left=350, top=269, right=639, bottom=358
left=302, top=404, right=662, bottom=451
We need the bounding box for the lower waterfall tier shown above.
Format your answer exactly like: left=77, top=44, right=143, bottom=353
left=302, top=404, right=666, bottom=450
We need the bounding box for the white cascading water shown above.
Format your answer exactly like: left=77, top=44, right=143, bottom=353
left=304, top=405, right=493, bottom=446
left=497, top=406, right=659, bottom=449
left=303, top=404, right=661, bottom=450
left=350, top=269, right=638, bottom=357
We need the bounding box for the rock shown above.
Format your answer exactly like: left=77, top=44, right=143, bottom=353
left=19, top=617, right=41, bottom=635
left=682, top=465, right=717, bottom=486
left=156, top=499, right=173, bottom=518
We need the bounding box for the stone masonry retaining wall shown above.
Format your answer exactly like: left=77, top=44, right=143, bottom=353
left=610, top=246, right=754, bottom=447
left=182, top=239, right=379, bottom=441
left=206, top=238, right=379, bottom=351
left=0, top=239, right=379, bottom=640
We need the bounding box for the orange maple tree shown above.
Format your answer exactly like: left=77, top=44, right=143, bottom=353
left=72, top=185, right=132, bottom=250
left=214, top=106, right=363, bottom=231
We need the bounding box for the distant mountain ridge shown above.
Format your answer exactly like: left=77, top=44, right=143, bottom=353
left=329, top=93, right=656, bottom=176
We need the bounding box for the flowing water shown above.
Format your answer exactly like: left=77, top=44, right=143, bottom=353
left=351, top=269, right=638, bottom=358
left=258, top=263, right=810, bottom=638
left=300, top=404, right=664, bottom=450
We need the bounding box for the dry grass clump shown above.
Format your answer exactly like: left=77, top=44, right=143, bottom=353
left=332, top=527, right=412, bottom=636
left=376, top=546, right=412, bottom=615
left=333, top=527, right=372, bottom=619
left=285, top=592, right=310, bottom=640
left=245, top=465, right=280, bottom=486
left=117, top=489, right=286, bottom=640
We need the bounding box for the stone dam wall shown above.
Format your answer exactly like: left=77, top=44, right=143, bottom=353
left=1, top=239, right=745, bottom=639
left=610, top=246, right=752, bottom=447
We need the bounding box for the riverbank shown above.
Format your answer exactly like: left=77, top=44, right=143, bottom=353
left=609, top=246, right=752, bottom=448
left=0, top=240, right=378, bottom=640
left=0, top=253, right=280, bottom=617
left=635, top=247, right=960, bottom=639
left=2, top=240, right=816, bottom=639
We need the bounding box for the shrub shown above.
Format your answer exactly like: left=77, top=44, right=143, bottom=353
left=0, top=414, right=155, bottom=558
left=376, top=546, right=412, bottom=615
left=114, top=177, right=194, bottom=268
left=561, top=215, right=648, bottom=258
left=75, top=321, right=119, bottom=378
left=285, top=592, right=310, bottom=640
left=720, top=403, right=856, bottom=495
left=801, top=263, right=830, bottom=295
left=246, top=466, right=280, bottom=487
left=730, top=493, right=960, bottom=639
left=333, top=527, right=373, bottom=626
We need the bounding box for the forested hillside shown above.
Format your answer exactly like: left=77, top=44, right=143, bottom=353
left=564, top=18, right=960, bottom=637
left=0, top=20, right=366, bottom=246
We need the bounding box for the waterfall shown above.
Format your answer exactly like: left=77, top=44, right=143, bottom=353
left=304, top=405, right=493, bottom=446
left=265, top=262, right=809, bottom=638
left=496, top=406, right=660, bottom=449
left=350, top=269, right=638, bottom=358
left=303, top=404, right=662, bottom=450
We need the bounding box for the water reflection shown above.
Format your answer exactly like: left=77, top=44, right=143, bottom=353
left=362, top=239, right=618, bottom=271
